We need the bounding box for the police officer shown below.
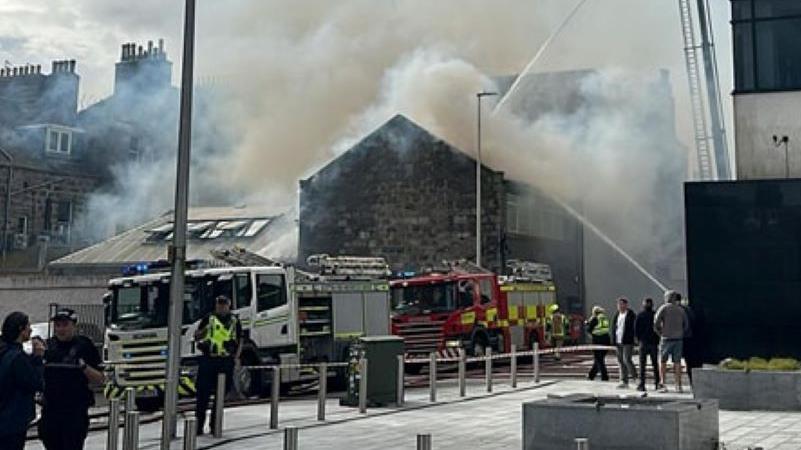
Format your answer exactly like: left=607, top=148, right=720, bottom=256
left=194, top=295, right=242, bottom=435
left=586, top=305, right=610, bottom=381
left=39, top=308, right=104, bottom=450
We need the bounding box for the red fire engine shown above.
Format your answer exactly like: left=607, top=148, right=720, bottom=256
left=390, top=260, right=579, bottom=360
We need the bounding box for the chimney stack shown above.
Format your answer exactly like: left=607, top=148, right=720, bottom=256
left=147, top=40, right=153, bottom=56
left=138, top=45, right=143, bottom=57
left=69, top=60, right=76, bottom=73
left=158, top=38, right=164, bottom=54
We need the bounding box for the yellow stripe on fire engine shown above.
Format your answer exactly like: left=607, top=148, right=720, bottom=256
left=461, top=311, right=476, bottom=325
left=486, top=308, right=497, bottom=323
left=526, top=305, right=538, bottom=320
left=508, top=305, right=519, bottom=322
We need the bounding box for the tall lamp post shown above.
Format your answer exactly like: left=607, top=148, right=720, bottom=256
left=162, top=0, right=195, bottom=447
left=773, top=135, right=790, bottom=178
left=476, top=91, right=498, bottom=268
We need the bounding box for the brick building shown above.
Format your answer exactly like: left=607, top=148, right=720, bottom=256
left=299, top=114, right=584, bottom=311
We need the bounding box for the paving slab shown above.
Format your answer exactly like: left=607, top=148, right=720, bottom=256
left=23, top=377, right=801, bottom=450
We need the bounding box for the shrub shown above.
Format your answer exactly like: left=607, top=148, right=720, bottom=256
left=720, top=357, right=801, bottom=371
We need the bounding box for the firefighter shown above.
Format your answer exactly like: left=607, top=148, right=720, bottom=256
left=586, top=305, right=611, bottom=381
left=549, top=304, right=566, bottom=360
left=194, top=295, right=242, bottom=435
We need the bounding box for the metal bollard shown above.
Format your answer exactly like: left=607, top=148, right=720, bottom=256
left=575, top=437, right=589, bottom=450
left=429, top=352, right=437, bottom=402
left=458, top=348, right=466, bottom=397
left=358, top=358, right=368, bottom=414
left=270, top=367, right=280, bottom=429
left=396, top=354, right=405, bottom=406
left=534, top=342, right=540, bottom=383
left=284, top=426, right=299, bottom=450
left=213, top=373, right=225, bottom=438
left=485, top=347, right=493, bottom=393
left=317, top=362, right=327, bottom=421
left=511, top=344, right=518, bottom=388
left=122, top=411, right=139, bottom=450
left=183, top=416, right=197, bottom=450
left=417, top=433, right=432, bottom=450
left=107, top=399, right=120, bottom=450
left=125, top=387, right=136, bottom=412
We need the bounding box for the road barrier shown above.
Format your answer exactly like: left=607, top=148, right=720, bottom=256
left=358, top=358, right=368, bottom=414
left=270, top=367, right=280, bottom=429
left=107, top=398, right=120, bottom=450
left=183, top=416, right=197, bottom=450
left=575, top=437, right=590, bottom=449
left=317, top=362, right=327, bottom=421
left=429, top=352, right=437, bottom=402
left=213, top=373, right=225, bottom=438
left=417, top=433, right=432, bottom=450
left=122, top=411, right=139, bottom=450
left=284, top=427, right=299, bottom=450
left=397, top=354, right=405, bottom=406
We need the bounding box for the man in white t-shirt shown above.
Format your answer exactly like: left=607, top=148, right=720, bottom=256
left=609, top=297, right=637, bottom=388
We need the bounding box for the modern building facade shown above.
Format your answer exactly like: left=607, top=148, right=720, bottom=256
left=732, top=0, right=801, bottom=179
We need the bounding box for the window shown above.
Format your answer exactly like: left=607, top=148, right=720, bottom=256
left=257, top=274, right=287, bottom=311
left=234, top=273, right=253, bottom=309
left=16, top=216, right=28, bottom=235
left=478, top=278, right=493, bottom=304
left=732, top=0, right=801, bottom=92
left=391, top=281, right=458, bottom=313
left=45, top=128, right=72, bottom=155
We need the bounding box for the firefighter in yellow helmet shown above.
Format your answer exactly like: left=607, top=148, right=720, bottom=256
left=193, top=295, right=242, bottom=435
left=548, top=304, right=566, bottom=360
left=586, top=305, right=610, bottom=381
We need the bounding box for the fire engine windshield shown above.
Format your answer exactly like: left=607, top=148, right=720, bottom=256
left=110, top=275, right=233, bottom=330
left=391, top=282, right=456, bottom=314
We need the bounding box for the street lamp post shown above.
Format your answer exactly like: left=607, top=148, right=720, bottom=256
left=476, top=92, right=498, bottom=268
left=773, top=135, right=790, bottom=178
left=161, top=0, right=195, bottom=447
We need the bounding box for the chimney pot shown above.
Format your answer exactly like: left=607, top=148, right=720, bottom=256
left=138, top=46, right=143, bottom=57
left=12, top=67, right=17, bottom=76
left=148, top=40, right=153, bottom=56
left=158, top=38, right=164, bottom=53
left=69, top=60, right=76, bottom=73
left=0, top=68, right=5, bottom=77
left=36, top=64, right=41, bottom=74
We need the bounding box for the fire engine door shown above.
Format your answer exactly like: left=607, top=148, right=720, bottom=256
left=252, top=273, right=295, bottom=347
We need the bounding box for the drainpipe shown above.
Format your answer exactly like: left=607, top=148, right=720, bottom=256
left=0, top=146, right=13, bottom=267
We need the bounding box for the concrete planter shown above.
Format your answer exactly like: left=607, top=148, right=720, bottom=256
left=693, top=367, right=801, bottom=411
left=523, top=394, right=719, bottom=450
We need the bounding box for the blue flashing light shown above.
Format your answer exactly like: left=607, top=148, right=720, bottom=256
left=124, top=353, right=132, bottom=359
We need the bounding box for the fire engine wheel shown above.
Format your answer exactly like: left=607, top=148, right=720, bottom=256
left=238, top=348, right=263, bottom=398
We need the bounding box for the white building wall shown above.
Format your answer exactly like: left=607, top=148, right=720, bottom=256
left=734, top=91, right=801, bottom=179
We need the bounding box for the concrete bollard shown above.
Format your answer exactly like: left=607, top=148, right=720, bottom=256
left=358, top=358, right=368, bottom=414
left=396, top=354, right=405, bottom=406
left=213, top=373, right=225, bottom=438
left=575, top=437, right=590, bottom=450
left=270, top=367, right=280, bottom=429
left=429, top=352, right=437, bottom=402
left=485, top=347, right=493, bottom=393
left=417, top=433, right=432, bottom=450
left=534, top=342, right=540, bottom=383
left=458, top=348, right=466, bottom=397
left=125, top=387, right=136, bottom=412
left=511, top=344, right=518, bottom=388
left=284, top=427, right=299, bottom=450
left=183, top=416, right=197, bottom=450
left=317, top=362, right=327, bottom=421
left=122, top=411, right=139, bottom=450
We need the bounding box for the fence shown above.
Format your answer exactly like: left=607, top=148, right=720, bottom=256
left=108, top=344, right=618, bottom=449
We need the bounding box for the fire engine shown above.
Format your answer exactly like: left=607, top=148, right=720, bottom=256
left=103, top=249, right=391, bottom=405
left=390, top=260, right=567, bottom=362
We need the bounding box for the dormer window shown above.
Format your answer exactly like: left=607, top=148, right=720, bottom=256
left=46, top=127, right=72, bottom=155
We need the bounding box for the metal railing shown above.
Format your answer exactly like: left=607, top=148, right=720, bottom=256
left=109, top=344, right=617, bottom=445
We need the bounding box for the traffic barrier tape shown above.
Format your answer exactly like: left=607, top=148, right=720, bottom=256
left=404, top=344, right=618, bottom=364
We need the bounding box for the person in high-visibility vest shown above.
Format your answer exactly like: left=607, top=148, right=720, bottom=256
left=548, top=304, right=566, bottom=360
left=194, top=295, right=242, bottom=435
left=585, top=305, right=610, bottom=381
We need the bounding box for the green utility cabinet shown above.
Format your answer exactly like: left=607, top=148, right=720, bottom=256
left=341, top=335, right=404, bottom=407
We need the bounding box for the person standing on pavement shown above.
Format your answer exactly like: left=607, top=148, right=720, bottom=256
left=609, top=297, right=637, bottom=388
left=0, top=312, right=44, bottom=450
left=586, top=306, right=610, bottom=381
left=634, top=298, right=660, bottom=391
left=654, top=290, right=689, bottom=393
left=548, top=304, right=566, bottom=360
left=39, top=308, right=104, bottom=450
left=194, top=295, right=242, bottom=435
left=680, top=299, right=703, bottom=386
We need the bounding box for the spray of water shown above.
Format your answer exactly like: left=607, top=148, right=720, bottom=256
left=550, top=196, right=668, bottom=292
left=493, top=0, right=590, bottom=114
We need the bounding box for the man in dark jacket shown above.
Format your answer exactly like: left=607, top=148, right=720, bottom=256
left=681, top=300, right=703, bottom=386
left=609, top=297, right=637, bottom=388
left=0, top=312, right=44, bottom=450
left=39, top=308, right=104, bottom=450
left=634, top=298, right=660, bottom=391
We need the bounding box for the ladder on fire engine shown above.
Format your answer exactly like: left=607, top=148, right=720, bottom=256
left=210, top=246, right=281, bottom=267
left=678, top=0, right=722, bottom=181
left=305, top=254, right=390, bottom=280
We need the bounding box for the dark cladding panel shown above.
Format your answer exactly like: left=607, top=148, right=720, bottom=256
left=685, top=180, right=801, bottom=363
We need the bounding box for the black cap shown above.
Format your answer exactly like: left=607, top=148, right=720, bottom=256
left=51, top=308, right=78, bottom=323
left=215, top=295, right=231, bottom=304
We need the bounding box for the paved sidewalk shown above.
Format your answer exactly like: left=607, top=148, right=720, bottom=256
left=28, top=376, right=801, bottom=450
